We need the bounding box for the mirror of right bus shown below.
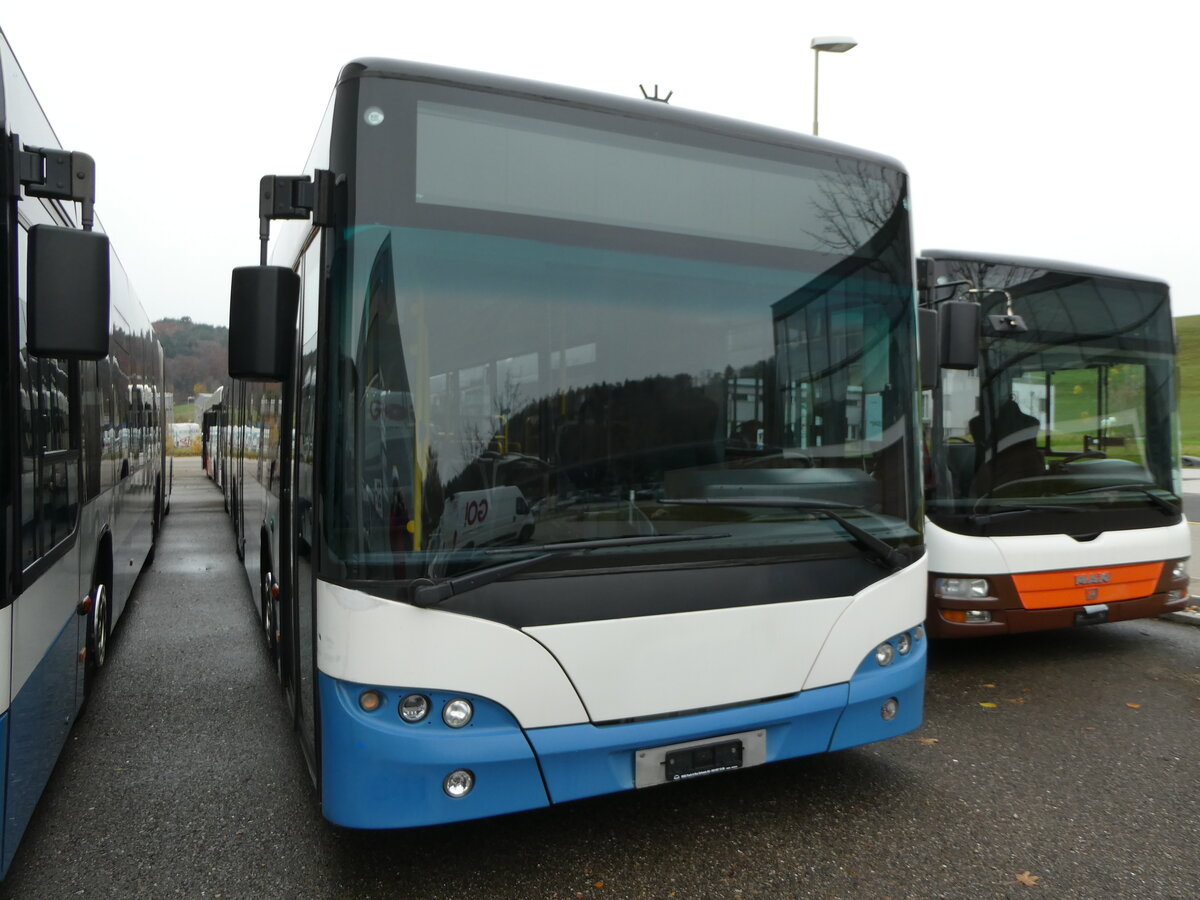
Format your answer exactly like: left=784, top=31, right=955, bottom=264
left=918, top=308, right=939, bottom=390
left=27, top=224, right=111, bottom=360
left=228, top=265, right=300, bottom=381
left=937, top=300, right=981, bottom=370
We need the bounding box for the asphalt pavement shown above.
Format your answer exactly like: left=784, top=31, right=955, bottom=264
left=2, top=463, right=1198, bottom=899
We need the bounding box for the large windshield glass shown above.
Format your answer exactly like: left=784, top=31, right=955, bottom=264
left=321, top=85, right=919, bottom=582
left=925, top=257, right=1179, bottom=536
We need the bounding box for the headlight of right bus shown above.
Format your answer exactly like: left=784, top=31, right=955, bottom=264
left=934, top=577, right=990, bottom=599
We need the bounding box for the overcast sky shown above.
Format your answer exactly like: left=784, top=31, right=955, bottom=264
left=4, top=0, right=1197, bottom=324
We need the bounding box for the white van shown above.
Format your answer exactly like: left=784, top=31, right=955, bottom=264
left=437, top=486, right=535, bottom=549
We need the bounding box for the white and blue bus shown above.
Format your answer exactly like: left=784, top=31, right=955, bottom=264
left=0, top=28, right=165, bottom=875
left=226, top=59, right=927, bottom=828
left=919, top=250, right=1188, bottom=636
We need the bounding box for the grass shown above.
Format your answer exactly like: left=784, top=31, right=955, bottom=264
left=1178, top=315, right=1200, bottom=457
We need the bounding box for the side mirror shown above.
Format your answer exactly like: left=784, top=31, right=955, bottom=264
left=27, top=225, right=110, bottom=359
left=228, top=266, right=300, bottom=381
left=918, top=308, right=939, bottom=390
left=938, top=300, right=980, bottom=370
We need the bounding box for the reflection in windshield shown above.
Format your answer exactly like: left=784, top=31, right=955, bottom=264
left=926, top=259, right=1179, bottom=531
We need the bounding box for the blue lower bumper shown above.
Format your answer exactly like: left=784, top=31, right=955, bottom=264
left=319, top=630, right=926, bottom=829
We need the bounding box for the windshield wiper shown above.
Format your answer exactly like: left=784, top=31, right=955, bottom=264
left=407, top=532, right=731, bottom=608
left=1065, top=483, right=1180, bottom=516
left=661, top=496, right=908, bottom=571
left=967, top=503, right=1084, bottom=526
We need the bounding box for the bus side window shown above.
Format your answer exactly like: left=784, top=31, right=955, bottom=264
left=16, top=223, right=80, bottom=570
left=18, top=351, right=37, bottom=568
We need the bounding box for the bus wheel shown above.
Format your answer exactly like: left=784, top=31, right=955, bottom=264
left=87, top=582, right=111, bottom=682
left=146, top=480, right=162, bottom=566
left=262, top=571, right=277, bottom=658
left=92, top=583, right=110, bottom=669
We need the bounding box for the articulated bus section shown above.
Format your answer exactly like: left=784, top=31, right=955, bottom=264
left=1, top=28, right=166, bottom=876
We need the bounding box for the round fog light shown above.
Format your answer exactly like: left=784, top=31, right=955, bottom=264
left=443, top=698, right=474, bottom=728
left=399, top=694, right=430, bottom=723
left=874, top=641, right=895, bottom=667
left=358, top=690, right=383, bottom=712
left=443, top=769, right=475, bottom=798
left=913, top=624, right=925, bottom=641
left=896, top=632, right=912, bottom=656
left=881, top=697, right=899, bottom=720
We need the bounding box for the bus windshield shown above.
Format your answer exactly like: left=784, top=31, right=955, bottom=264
left=321, top=88, right=920, bottom=582
left=926, top=257, right=1179, bottom=535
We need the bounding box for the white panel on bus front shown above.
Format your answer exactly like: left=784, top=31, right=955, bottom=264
left=525, top=594, right=851, bottom=724
left=925, top=517, right=1191, bottom=575
left=316, top=580, right=589, bottom=729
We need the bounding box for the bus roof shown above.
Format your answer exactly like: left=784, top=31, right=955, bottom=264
left=921, top=248, right=1169, bottom=290
left=336, top=57, right=908, bottom=175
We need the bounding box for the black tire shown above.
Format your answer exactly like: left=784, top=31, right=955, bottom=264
left=262, top=571, right=277, bottom=660
left=84, top=582, right=111, bottom=700
left=146, top=480, right=162, bottom=567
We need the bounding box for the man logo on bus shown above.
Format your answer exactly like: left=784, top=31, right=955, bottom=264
left=1074, top=572, right=1111, bottom=586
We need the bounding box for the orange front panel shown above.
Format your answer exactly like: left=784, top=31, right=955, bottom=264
left=1011, top=562, right=1164, bottom=610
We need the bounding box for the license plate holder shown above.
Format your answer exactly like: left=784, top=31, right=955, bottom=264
left=666, top=739, right=743, bottom=781
left=1075, top=603, right=1110, bottom=626
left=635, top=729, right=767, bottom=788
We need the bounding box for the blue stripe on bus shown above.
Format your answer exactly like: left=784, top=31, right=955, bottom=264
left=0, top=710, right=8, bottom=873
left=828, top=633, right=926, bottom=751
left=2, top=611, right=79, bottom=877
left=317, top=632, right=925, bottom=829
left=527, top=682, right=849, bottom=804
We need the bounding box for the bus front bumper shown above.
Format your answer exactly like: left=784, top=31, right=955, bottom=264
left=318, top=634, right=925, bottom=829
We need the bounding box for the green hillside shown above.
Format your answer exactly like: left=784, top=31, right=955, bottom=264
left=1178, top=314, right=1200, bottom=456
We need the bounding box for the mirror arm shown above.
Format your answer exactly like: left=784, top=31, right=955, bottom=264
left=16, top=138, right=98, bottom=230
left=256, top=171, right=335, bottom=264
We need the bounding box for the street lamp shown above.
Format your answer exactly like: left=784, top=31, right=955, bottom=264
left=811, top=36, right=857, bottom=136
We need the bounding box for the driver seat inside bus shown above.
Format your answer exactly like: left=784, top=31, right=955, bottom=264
left=969, top=398, right=1044, bottom=495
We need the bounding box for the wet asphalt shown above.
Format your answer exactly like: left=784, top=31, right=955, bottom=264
left=2, top=463, right=1198, bottom=899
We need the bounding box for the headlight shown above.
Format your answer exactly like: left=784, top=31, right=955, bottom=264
left=1171, top=560, right=1189, bottom=581
left=443, top=769, right=475, bottom=798
left=935, top=577, right=990, bottom=599
left=874, top=641, right=895, bottom=666
left=896, top=632, right=912, bottom=655
left=399, top=694, right=430, bottom=723
left=443, top=698, right=474, bottom=728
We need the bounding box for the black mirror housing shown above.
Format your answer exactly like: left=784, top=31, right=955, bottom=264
left=918, top=307, right=939, bottom=390
left=228, top=266, right=300, bottom=381
left=28, top=225, right=110, bottom=359
left=938, top=300, right=981, bottom=370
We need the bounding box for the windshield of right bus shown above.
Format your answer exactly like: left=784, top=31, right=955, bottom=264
left=925, top=258, right=1180, bottom=535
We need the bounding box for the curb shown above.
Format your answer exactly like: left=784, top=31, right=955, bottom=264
left=1162, top=600, right=1200, bottom=627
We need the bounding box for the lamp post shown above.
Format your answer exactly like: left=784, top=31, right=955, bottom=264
left=811, top=36, right=857, bottom=136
